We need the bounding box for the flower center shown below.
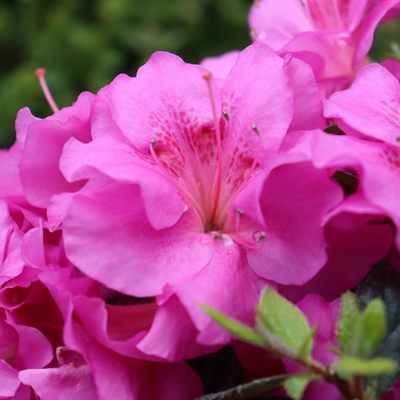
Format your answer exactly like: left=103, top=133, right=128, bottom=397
left=147, top=72, right=263, bottom=234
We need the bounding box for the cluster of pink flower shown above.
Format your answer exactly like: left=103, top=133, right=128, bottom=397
left=1, top=1, right=400, bottom=399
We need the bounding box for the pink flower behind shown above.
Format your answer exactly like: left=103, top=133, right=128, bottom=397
left=325, top=63, right=400, bottom=146
left=249, top=0, right=400, bottom=97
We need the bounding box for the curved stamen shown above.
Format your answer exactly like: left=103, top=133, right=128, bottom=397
left=221, top=110, right=232, bottom=161
left=35, top=68, right=59, bottom=113
left=236, top=209, right=243, bottom=233
left=305, top=0, right=328, bottom=29
left=217, top=124, right=263, bottom=226
left=149, top=140, right=207, bottom=226
left=238, top=124, right=263, bottom=191
left=230, top=234, right=257, bottom=249
left=203, top=72, right=223, bottom=228
left=331, top=0, right=343, bottom=29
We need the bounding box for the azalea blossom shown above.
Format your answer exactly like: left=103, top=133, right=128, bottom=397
left=248, top=0, right=400, bottom=97
left=24, top=43, right=388, bottom=363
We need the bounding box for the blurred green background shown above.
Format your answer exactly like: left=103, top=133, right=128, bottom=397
left=0, top=0, right=399, bottom=148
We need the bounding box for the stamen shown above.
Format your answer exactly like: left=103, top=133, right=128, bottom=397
left=149, top=140, right=207, bottom=226
left=230, top=234, right=258, bottom=249
left=35, top=68, right=59, bottom=113
left=203, top=72, right=223, bottom=228
left=305, top=0, right=328, bottom=30
left=150, top=140, right=169, bottom=176
left=221, top=110, right=232, bottom=161
left=331, top=0, right=343, bottom=29
left=236, top=209, right=243, bottom=233
left=238, top=124, right=263, bottom=191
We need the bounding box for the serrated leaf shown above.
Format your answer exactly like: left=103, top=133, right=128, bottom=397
left=200, top=305, right=265, bottom=346
left=298, top=325, right=317, bottom=361
left=338, top=291, right=360, bottom=352
left=336, top=357, right=397, bottom=376
left=257, top=286, right=311, bottom=356
left=195, top=374, right=288, bottom=400
left=284, top=374, right=315, bottom=400
left=356, top=267, right=400, bottom=396
left=349, top=298, right=386, bottom=358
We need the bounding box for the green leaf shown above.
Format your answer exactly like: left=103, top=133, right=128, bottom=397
left=200, top=305, right=265, bottom=346
left=324, top=124, right=345, bottom=135
left=348, top=298, right=386, bottom=358
left=257, top=286, right=311, bottom=357
left=195, top=374, right=288, bottom=400
left=356, top=267, right=400, bottom=396
left=284, top=374, right=316, bottom=400
left=336, top=357, right=397, bottom=376
left=338, top=291, right=360, bottom=352
left=328, top=346, right=343, bottom=356
left=298, top=325, right=317, bottom=361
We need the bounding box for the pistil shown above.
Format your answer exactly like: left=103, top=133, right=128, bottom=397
left=35, top=68, right=60, bottom=113
left=203, top=72, right=223, bottom=228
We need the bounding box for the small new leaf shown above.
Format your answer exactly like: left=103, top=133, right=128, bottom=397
left=257, top=286, right=311, bottom=357
left=338, top=291, right=360, bottom=352
left=284, top=374, right=315, bottom=400
left=350, top=298, right=386, bottom=358
left=337, top=356, right=397, bottom=376
left=200, top=305, right=265, bottom=346
left=298, top=325, right=317, bottom=361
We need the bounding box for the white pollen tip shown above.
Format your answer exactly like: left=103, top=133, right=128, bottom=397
left=150, top=139, right=157, bottom=149
left=252, top=124, right=261, bottom=135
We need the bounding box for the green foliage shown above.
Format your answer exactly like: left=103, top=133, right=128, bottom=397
left=349, top=298, right=386, bottom=358
left=201, top=280, right=400, bottom=400
left=257, top=286, right=312, bottom=358
left=338, top=291, right=360, bottom=352
left=195, top=374, right=288, bottom=400
left=200, top=304, right=264, bottom=346
left=336, top=356, right=397, bottom=377
left=0, top=0, right=252, bottom=148
left=284, top=374, right=316, bottom=400
left=356, top=267, right=400, bottom=397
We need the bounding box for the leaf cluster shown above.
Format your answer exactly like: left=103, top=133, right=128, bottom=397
left=199, top=272, right=400, bottom=400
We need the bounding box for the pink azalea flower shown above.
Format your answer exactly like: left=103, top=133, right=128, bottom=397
left=50, top=44, right=349, bottom=360
left=324, top=62, right=400, bottom=146
left=248, top=0, right=400, bottom=97
left=279, top=130, right=395, bottom=302
left=20, top=266, right=204, bottom=400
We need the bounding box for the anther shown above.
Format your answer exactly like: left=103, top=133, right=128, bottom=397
left=150, top=139, right=157, bottom=149
left=250, top=28, right=259, bottom=40
left=259, top=231, right=266, bottom=239
left=222, top=110, right=232, bottom=161
left=236, top=209, right=243, bottom=233
left=252, top=124, right=261, bottom=135
left=35, top=68, right=60, bottom=113
left=238, top=123, right=263, bottom=192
